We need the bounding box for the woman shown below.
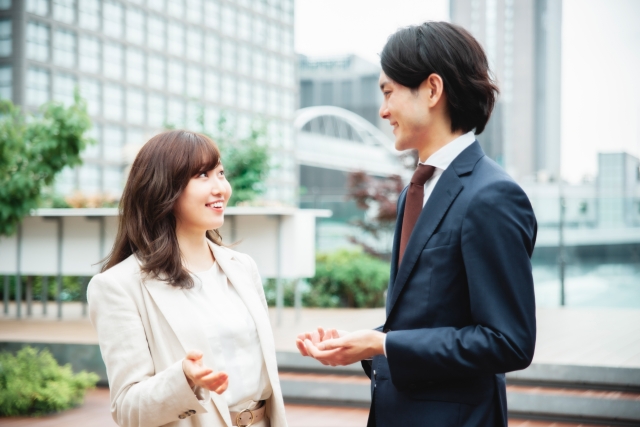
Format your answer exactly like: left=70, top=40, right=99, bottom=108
left=88, top=130, right=287, bottom=427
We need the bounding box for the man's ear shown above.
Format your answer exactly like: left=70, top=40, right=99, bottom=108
left=420, top=73, right=445, bottom=107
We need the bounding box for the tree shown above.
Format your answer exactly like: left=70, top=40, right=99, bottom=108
left=197, top=112, right=271, bottom=207
left=0, top=95, right=93, bottom=237
left=346, top=171, right=405, bottom=259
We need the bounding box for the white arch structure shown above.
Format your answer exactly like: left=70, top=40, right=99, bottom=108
left=294, top=106, right=407, bottom=177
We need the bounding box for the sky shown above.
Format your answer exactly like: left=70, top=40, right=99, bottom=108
left=295, top=0, right=640, bottom=183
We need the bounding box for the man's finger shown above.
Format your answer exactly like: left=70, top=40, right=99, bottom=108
left=304, top=339, right=343, bottom=362
left=317, top=337, right=346, bottom=351
left=317, top=327, right=325, bottom=342
left=296, top=339, right=309, bottom=357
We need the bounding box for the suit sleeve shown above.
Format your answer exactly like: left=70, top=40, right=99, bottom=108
left=88, top=273, right=210, bottom=427
left=385, top=180, right=537, bottom=385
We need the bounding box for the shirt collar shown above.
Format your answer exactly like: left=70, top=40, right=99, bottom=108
left=419, top=131, right=476, bottom=171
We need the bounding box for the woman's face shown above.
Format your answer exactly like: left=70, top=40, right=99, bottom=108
left=174, top=162, right=232, bottom=234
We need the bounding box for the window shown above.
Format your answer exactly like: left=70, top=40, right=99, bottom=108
left=186, top=28, right=202, bottom=61
left=53, top=0, right=75, bottom=23
left=221, top=75, right=235, bottom=106
left=26, top=21, right=49, bottom=62
left=78, top=164, right=101, bottom=194
left=204, top=33, right=219, bottom=66
left=148, top=0, right=165, bottom=12
left=167, top=0, right=184, bottom=18
left=268, top=87, right=279, bottom=115
left=103, top=0, right=124, bottom=38
left=267, top=23, right=279, bottom=51
left=103, top=42, right=123, bottom=79
left=104, top=166, right=123, bottom=195
left=79, top=0, right=99, bottom=30
left=0, top=0, right=11, bottom=11
left=253, top=50, right=265, bottom=80
left=103, top=83, right=123, bottom=120
left=282, top=28, right=293, bottom=55
left=147, top=15, right=165, bottom=51
left=283, top=60, right=294, bottom=87
left=253, top=19, right=266, bottom=47
left=204, top=0, right=220, bottom=29
left=126, top=8, right=145, bottom=45
left=126, top=48, right=145, bottom=85
left=203, top=105, right=219, bottom=134
left=167, top=22, right=184, bottom=56
left=186, top=101, right=203, bottom=130
left=79, top=78, right=101, bottom=116
left=79, top=36, right=100, bottom=74
left=221, top=4, right=235, bottom=36
left=53, top=29, right=76, bottom=68
left=26, top=0, right=48, bottom=16
left=0, top=65, right=11, bottom=100
left=300, top=80, right=312, bottom=108
left=148, top=55, right=166, bottom=89
left=340, top=80, right=352, bottom=106
left=127, top=88, right=145, bottom=125
left=267, top=54, right=278, bottom=83
left=148, top=93, right=165, bottom=127
left=26, top=67, right=49, bottom=106
left=55, top=167, right=76, bottom=195
left=253, top=0, right=266, bottom=15
left=186, top=0, right=202, bottom=23
left=103, top=125, right=124, bottom=161
left=238, top=78, right=250, bottom=109
left=53, top=73, right=76, bottom=106
left=253, top=84, right=265, bottom=113
left=168, top=98, right=185, bottom=127
left=237, top=113, right=251, bottom=138
left=237, top=44, right=251, bottom=76
left=0, top=19, right=10, bottom=56
left=237, top=11, right=251, bottom=41
left=82, top=124, right=102, bottom=159
left=168, top=62, right=185, bottom=95
left=221, top=40, right=235, bottom=71
left=204, top=71, right=219, bottom=102
left=186, top=67, right=202, bottom=98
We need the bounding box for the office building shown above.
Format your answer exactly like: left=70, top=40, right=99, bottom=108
left=450, top=0, right=562, bottom=181
left=0, top=0, right=297, bottom=204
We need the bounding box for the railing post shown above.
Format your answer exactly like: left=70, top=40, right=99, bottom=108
left=16, top=224, right=22, bottom=319
left=3, top=275, right=8, bottom=315
left=56, top=217, right=63, bottom=320
left=82, top=276, right=89, bottom=317
left=276, top=215, right=283, bottom=327
left=294, top=278, right=302, bottom=323
left=559, top=196, right=566, bottom=306
left=26, top=276, right=33, bottom=317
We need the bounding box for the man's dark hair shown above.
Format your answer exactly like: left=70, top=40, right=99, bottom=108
left=380, top=21, right=498, bottom=135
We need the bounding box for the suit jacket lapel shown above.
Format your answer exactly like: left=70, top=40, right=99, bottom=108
left=143, top=268, right=232, bottom=427
left=209, top=243, right=280, bottom=395
left=387, top=186, right=407, bottom=317
left=386, top=141, right=484, bottom=317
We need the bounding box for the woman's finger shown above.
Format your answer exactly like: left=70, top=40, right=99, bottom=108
left=185, top=350, right=203, bottom=361
left=296, top=339, right=309, bottom=356
left=213, top=379, right=229, bottom=394
left=192, top=366, right=213, bottom=380
left=317, top=327, right=325, bottom=342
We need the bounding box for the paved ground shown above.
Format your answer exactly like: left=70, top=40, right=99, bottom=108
left=0, top=388, right=613, bottom=427
left=2, top=303, right=640, bottom=367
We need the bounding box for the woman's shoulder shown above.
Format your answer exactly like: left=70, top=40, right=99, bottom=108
left=89, top=254, right=141, bottom=292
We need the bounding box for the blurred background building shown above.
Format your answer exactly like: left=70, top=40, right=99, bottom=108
left=450, top=0, right=562, bottom=182
left=0, top=0, right=298, bottom=204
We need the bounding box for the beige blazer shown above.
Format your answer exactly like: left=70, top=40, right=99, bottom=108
left=88, top=242, right=287, bottom=427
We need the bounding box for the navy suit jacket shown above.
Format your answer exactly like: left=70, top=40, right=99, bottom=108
left=363, top=142, right=537, bottom=427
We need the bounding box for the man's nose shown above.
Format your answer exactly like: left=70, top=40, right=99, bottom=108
left=379, top=103, right=389, bottom=119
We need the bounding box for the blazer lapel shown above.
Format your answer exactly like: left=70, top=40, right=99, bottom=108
left=387, top=186, right=407, bottom=317
left=386, top=141, right=485, bottom=317
left=143, top=271, right=232, bottom=427
left=209, top=244, right=280, bottom=394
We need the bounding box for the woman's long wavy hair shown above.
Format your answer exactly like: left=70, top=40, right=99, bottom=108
left=102, top=130, right=223, bottom=288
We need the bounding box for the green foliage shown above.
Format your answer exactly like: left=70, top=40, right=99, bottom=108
left=306, top=248, right=390, bottom=308
left=2, top=276, right=87, bottom=302
left=0, top=94, right=94, bottom=237
left=198, top=111, right=271, bottom=206
left=0, top=346, right=99, bottom=416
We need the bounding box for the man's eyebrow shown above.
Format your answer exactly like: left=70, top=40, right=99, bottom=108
left=379, top=81, right=388, bottom=91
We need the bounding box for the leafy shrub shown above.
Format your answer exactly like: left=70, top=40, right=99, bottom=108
left=0, top=346, right=99, bottom=416
left=306, top=248, right=390, bottom=308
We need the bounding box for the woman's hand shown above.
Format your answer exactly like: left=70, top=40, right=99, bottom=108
left=296, top=327, right=348, bottom=357
left=182, top=350, right=229, bottom=394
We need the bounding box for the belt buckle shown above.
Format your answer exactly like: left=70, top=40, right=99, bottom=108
left=235, top=408, right=255, bottom=427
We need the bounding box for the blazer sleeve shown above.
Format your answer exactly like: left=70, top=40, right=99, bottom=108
left=385, top=180, right=537, bottom=385
left=88, top=272, right=210, bottom=427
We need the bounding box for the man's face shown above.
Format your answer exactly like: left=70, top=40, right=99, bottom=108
left=378, top=71, right=432, bottom=153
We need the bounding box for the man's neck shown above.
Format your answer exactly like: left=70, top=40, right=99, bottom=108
left=417, top=128, right=465, bottom=163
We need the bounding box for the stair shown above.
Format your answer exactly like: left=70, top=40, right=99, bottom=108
left=276, top=352, right=640, bottom=426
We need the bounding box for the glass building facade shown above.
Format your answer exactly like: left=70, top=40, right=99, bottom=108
left=0, top=0, right=297, bottom=204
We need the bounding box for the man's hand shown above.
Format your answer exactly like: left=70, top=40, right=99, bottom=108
left=182, top=350, right=229, bottom=394
left=302, top=329, right=386, bottom=366
left=296, top=327, right=347, bottom=357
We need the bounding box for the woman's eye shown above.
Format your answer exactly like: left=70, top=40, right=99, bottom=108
left=198, top=172, right=208, bottom=178
left=219, top=169, right=225, bottom=176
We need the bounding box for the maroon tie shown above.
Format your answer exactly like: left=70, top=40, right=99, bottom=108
left=398, top=164, right=435, bottom=265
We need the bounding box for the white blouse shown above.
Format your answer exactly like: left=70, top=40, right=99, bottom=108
left=184, top=261, right=272, bottom=411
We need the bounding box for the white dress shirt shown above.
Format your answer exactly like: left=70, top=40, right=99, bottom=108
left=184, top=262, right=272, bottom=411
left=382, top=131, right=476, bottom=357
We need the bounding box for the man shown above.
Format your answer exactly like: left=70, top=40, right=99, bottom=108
left=296, top=22, right=537, bottom=426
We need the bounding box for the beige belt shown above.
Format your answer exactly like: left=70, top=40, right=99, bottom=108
left=230, top=400, right=266, bottom=427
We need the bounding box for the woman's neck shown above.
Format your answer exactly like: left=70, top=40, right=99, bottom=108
left=175, top=224, right=214, bottom=273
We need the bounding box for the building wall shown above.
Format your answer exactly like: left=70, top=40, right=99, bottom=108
left=0, top=0, right=297, bottom=205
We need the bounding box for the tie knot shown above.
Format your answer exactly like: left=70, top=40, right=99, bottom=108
left=411, top=164, right=435, bottom=186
